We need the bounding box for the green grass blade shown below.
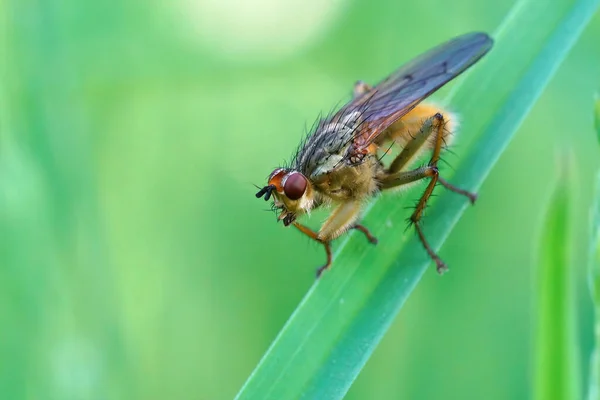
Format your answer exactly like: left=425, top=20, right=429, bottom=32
left=534, top=160, right=580, bottom=400
left=595, top=93, right=600, bottom=145
left=236, top=0, right=600, bottom=398
left=588, top=175, right=600, bottom=400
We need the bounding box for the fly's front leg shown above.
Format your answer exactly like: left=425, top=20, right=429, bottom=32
left=315, top=200, right=365, bottom=277
left=292, top=222, right=332, bottom=277
left=295, top=201, right=375, bottom=277
left=380, top=113, right=476, bottom=273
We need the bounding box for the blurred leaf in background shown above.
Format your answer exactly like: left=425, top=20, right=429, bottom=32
left=595, top=93, right=600, bottom=144
left=534, top=157, right=580, bottom=400
left=0, top=0, right=599, bottom=399
left=589, top=172, right=600, bottom=400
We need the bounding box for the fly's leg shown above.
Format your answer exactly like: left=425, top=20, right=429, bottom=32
left=438, top=176, right=477, bottom=203
left=387, top=115, right=438, bottom=174
left=292, top=222, right=332, bottom=277
left=379, top=113, right=476, bottom=273
left=379, top=165, right=438, bottom=189
left=316, top=201, right=364, bottom=277
left=293, top=201, right=373, bottom=277
left=379, top=165, right=446, bottom=270
left=351, top=224, right=378, bottom=244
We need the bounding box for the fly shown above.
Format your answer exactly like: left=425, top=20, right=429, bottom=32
left=256, top=32, right=494, bottom=277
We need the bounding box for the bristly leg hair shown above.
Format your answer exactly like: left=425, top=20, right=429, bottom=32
left=378, top=140, right=396, bottom=163
left=438, top=156, right=456, bottom=171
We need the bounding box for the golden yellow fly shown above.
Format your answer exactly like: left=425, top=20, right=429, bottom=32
left=256, top=32, right=493, bottom=277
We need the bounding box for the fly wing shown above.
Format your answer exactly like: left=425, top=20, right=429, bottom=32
left=343, top=32, right=493, bottom=159
left=292, top=32, right=493, bottom=178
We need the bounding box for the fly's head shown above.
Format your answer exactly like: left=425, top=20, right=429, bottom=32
left=256, top=168, right=314, bottom=226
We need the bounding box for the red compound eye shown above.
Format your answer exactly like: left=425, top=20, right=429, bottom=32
left=283, top=173, right=307, bottom=200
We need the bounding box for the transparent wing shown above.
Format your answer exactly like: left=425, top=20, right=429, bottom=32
left=341, top=32, right=493, bottom=158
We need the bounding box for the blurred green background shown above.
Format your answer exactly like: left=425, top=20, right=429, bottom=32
left=1, top=0, right=599, bottom=399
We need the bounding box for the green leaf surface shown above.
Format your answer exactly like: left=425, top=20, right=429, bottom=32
left=588, top=173, right=600, bottom=400
left=595, top=93, right=600, bottom=145
left=534, top=159, right=580, bottom=400
left=236, top=0, right=600, bottom=398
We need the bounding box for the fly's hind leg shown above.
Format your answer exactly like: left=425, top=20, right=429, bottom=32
left=379, top=113, right=476, bottom=273
left=438, top=177, right=477, bottom=204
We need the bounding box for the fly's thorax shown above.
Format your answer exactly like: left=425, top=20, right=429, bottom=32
left=294, top=110, right=363, bottom=179
left=312, top=154, right=382, bottom=202
left=264, top=168, right=316, bottom=226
